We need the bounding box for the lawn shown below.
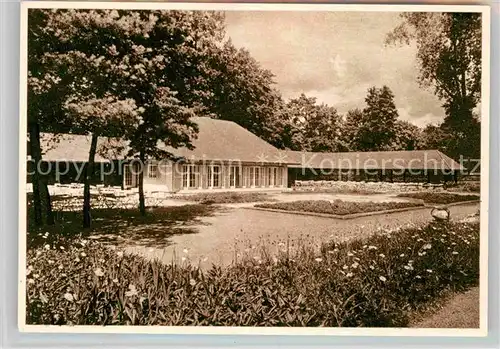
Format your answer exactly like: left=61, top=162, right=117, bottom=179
left=254, top=199, right=423, bottom=216
left=173, top=191, right=273, bottom=204
left=397, top=192, right=480, bottom=205
left=26, top=219, right=479, bottom=326
left=27, top=204, right=218, bottom=249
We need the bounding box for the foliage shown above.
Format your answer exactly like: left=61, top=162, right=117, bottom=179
left=283, top=94, right=346, bottom=152
left=397, top=192, right=479, bottom=204
left=255, top=200, right=423, bottom=216
left=392, top=120, right=422, bottom=150
left=26, top=220, right=479, bottom=326
left=386, top=13, right=482, bottom=160
left=356, top=86, right=400, bottom=151
left=174, top=192, right=273, bottom=204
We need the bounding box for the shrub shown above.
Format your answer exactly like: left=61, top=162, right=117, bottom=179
left=26, top=220, right=479, bottom=326
left=398, top=192, right=479, bottom=205
left=255, top=200, right=423, bottom=216
left=173, top=192, right=272, bottom=204
left=447, top=182, right=480, bottom=193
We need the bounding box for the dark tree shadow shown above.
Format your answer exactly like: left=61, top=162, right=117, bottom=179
left=27, top=201, right=225, bottom=249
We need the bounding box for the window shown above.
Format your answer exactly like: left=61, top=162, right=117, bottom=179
left=182, top=165, right=199, bottom=189
left=148, top=163, right=158, bottom=178
left=230, top=166, right=241, bottom=187
left=249, top=167, right=255, bottom=187
left=255, top=167, right=260, bottom=187
left=208, top=165, right=221, bottom=188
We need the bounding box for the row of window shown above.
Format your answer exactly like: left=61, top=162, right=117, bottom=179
left=182, top=165, right=284, bottom=189
left=126, top=163, right=285, bottom=189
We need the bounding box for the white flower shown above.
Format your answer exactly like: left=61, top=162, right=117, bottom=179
left=60, top=246, right=65, bottom=250
left=379, top=276, right=387, bottom=282
left=368, top=246, right=378, bottom=250
left=369, top=265, right=375, bottom=270
left=426, top=269, right=433, bottom=273
left=351, top=262, right=359, bottom=269
left=189, top=279, right=196, bottom=286
left=116, top=251, right=124, bottom=258
left=400, top=254, right=405, bottom=257
left=418, top=252, right=427, bottom=256
left=125, top=284, right=138, bottom=297
left=415, top=275, right=422, bottom=279
left=315, top=258, right=323, bottom=262
left=58, top=265, right=63, bottom=270
left=452, top=251, right=459, bottom=255
left=347, top=252, right=354, bottom=257
left=36, top=251, right=42, bottom=257
left=183, top=249, right=189, bottom=254
left=327, top=250, right=335, bottom=254
left=346, top=272, right=354, bottom=278
left=112, top=278, right=119, bottom=283
left=93, top=268, right=104, bottom=277
left=422, top=243, right=432, bottom=250
left=404, top=265, right=414, bottom=271
left=44, top=244, right=50, bottom=250
left=64, top=293, right=74, bottom=302
left=75, top=257, right=80, bottom=262
left=379, top=254, right=385, bottom=258
left=343, top=265, right=349, bottom=270
left=80, top=252, right=87, bottom=257
left=408, top=260, right=414, bottom=264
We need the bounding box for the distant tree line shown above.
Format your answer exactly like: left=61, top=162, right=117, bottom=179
left=28, top=9, right=481, bottom=228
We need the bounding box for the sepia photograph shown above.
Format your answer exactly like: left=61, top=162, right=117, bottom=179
left=19, top=2, right=489, bottom=335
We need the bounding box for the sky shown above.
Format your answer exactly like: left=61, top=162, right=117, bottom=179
left=224, top=11, right=445, bottom=128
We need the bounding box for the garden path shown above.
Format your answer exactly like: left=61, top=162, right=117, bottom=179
left=123, top=202, right=479, bottom=267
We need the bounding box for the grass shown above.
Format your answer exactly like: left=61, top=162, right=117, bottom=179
left=254, top=200, right=424, bottom=216
left=25, top=219, right=479, bottom=326
left=27, top=204, right=218, bottom=249
left=397, top=192, right=480, bottom=205
left=173, top=191, right=273, bottom=204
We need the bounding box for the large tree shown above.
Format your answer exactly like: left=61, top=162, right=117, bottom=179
left=282, top=94, right=346, bottom=152
left=357, top=86, right=399, bottom=151
left=385, top=12, right=482, bottom=159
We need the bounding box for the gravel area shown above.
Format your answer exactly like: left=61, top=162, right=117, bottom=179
left=124, top=202, right=480, bottom=268
left=411, top=287, right=480, bottom=328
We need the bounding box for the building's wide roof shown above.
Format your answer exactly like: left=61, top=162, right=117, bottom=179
left=32, top=117, right=297, bottom=165
left=285, top=149, right=464, bottom=171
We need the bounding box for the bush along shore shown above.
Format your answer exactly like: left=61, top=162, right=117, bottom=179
left=255, top=200, right=424, bottom=216
left=26, top=220, right=479, bottom=327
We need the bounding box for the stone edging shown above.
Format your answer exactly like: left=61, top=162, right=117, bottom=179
left=245, top=200, right=480, bottom=220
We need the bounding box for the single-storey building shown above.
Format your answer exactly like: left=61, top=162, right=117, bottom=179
left=28, top=117, right=465, bottom=192
left=29, top=117, right=296, bottom=193
left=286, top=149, right=464, bottom=185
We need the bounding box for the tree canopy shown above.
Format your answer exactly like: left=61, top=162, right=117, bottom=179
left=386, top=12, right=482, bottom=160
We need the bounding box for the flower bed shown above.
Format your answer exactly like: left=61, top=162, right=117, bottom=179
left=397, top=192, right=480, bottom=205
left=293, top=180, right=444, bottom=194
left=173, top=191, right=272, bottom=204
left=25, top=220, right=479, bottom=327
left=254, top=200, right=424, bottom=216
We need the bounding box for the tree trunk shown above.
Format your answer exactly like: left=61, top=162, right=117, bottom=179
left=138, top=151, right=146, bottom=216
left=28, top=122, right=43, bottom=226
left=40, top=178, right=54, bottom=225
left=83, top=133, right=98, bottom=228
